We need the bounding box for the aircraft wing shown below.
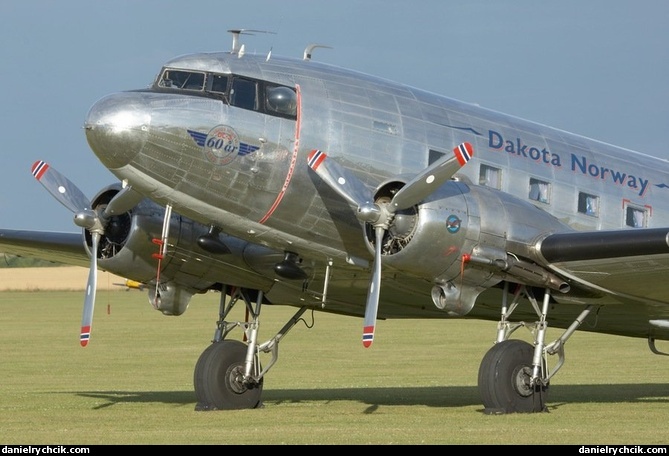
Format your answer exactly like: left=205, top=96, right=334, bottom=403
left=536, top=228, right=669, bottom=304
left=0, top=229, right=89, bottom=267
left=424, top=226, right=669, bottom=345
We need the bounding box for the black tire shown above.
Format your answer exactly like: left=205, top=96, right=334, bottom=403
left=477, top=339, right=548, bottom=414
left=193, top=340, right=263, bottom=411
left=193, top=342, right=220, bottom=408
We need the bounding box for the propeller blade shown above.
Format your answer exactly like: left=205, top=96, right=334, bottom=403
left=80, top=231, right=99, bottom=347
left=362, top=226, right=384, bottom=348
left=31, top=161, right=91, bottom=213
left=31, top=161, right=108, bottom=347
left=307, top=149, right=374, bottom=210
left=390, top=142, right=473, bottom=212
left=309, top=142, right=472, bottom=348
left=102, top=185, right=142, bottom=218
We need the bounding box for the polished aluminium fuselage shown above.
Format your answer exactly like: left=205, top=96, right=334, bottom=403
left=86, top=51, right=669, bottom=250
left=83, top=51, right=669, bottom=336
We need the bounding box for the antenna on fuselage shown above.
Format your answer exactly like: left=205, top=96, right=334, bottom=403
left=228, top=29, right=277, bottom=55
left=303, top=44, right=333, bottom=61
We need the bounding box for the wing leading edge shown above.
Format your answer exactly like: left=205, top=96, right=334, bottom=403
left=0, top=229, right=88, bottom=267
left=535, top=227, right=669, bottom=303
left=538, top=228, right=669, bottom=262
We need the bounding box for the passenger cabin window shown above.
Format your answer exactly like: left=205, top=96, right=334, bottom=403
left=479, top=164, right=501, bottom=189
left=578, top=192, right=599, bottom=217
left=154, top=67, right=297, bottom=120
left=529, top=178, right=550, bottom=203
left=624, top=203, right=648, bottom=228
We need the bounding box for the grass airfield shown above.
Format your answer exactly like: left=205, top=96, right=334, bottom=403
left=2, top=284, right=669, bottom=445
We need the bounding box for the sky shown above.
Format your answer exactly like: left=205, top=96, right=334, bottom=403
left=1, top=0, right=668, bottom=232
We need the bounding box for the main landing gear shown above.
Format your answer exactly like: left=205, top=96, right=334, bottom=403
left=193, top=282, right=595, bottom=413
left=478, top=283, right=594, bottom=414
left=193, top=285, right=309, bottom=411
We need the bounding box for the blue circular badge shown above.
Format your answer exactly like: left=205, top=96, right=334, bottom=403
left=446, top=214, right=461, bottom=233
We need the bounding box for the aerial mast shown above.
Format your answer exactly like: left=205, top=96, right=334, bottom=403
left=227, top=29, right=276, bottom=55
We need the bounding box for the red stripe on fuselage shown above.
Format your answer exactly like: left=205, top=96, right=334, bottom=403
left=258, top=84, right=302, bottom=224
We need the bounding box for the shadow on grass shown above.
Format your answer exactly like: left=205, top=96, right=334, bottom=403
left=70, top=383, right=669, bottom=412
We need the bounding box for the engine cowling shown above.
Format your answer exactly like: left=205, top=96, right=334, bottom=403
left=365, top=178, right=572, bottom=315
left=83, top=184, right=285, bottom=315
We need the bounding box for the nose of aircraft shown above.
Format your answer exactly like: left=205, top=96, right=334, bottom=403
left=84, top=92, right=150, bottom=170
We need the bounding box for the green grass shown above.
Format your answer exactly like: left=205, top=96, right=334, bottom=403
left=2, top=290, right=669, bottom=444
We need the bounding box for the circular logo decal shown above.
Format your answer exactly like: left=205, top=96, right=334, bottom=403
left=446, top=214, right=461, bottom=234
left=203, top=125, right=240, bottom=166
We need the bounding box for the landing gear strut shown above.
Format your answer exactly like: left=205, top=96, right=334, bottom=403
left=193, top=285, right=309, bottom=411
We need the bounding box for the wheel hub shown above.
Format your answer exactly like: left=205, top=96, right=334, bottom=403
left=513, top=365, right=534, bottom=397
left=227, top=365, right=248, bottom=394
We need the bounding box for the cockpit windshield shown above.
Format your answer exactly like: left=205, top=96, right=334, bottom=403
left=154, top=67, right=297, bottom=120
left=158, top=69, right=205, bottom=90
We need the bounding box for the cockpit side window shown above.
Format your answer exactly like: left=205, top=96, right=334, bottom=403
left=230, top=77, right=258, bottom=111
left=210, top=74, right=229, bottom=93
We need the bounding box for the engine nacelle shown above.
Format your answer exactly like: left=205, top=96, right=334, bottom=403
left=81, top=184, right=284, bottom=316
left=367, top=179, right=573, bottom=315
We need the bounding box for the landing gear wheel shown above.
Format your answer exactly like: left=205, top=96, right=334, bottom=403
left=478, top=339, right=548, bottom=414
left=193, top=341, right=219, bottom=408
left=193, top=339, right=263, bottom=411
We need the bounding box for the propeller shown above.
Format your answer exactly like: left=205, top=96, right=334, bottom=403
left=308, top=142, right=473, bottom=347
left=31, top=160, right=142, bottom=346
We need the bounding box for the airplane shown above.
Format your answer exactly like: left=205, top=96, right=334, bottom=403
left=113, top=278, right=146, bottom=291
left=2, top=29, right=669, bottom=415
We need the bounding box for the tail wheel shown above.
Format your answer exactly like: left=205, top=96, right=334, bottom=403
left=478, top=339, right=548, bottom=414
left=194, top=339, right=263, bottom=411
